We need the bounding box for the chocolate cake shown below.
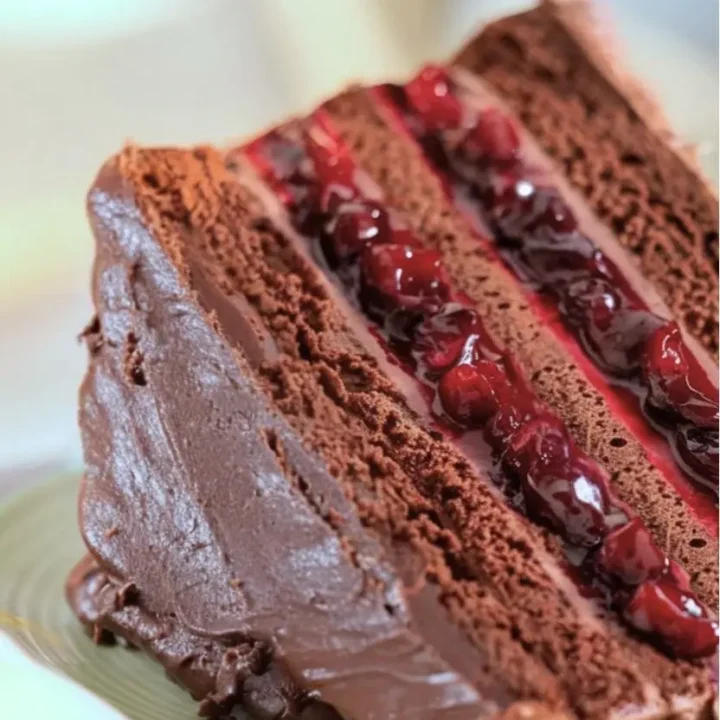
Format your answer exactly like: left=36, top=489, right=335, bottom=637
left=66, top=3, right=719, bottom=718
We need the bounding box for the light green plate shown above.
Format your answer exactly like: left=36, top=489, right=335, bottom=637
left=0, top=475, right=200, bottom=719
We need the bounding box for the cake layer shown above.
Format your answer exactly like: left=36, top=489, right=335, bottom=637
left=70, top=142, right=715, bottom=718
left=454, top=1, right=719, bottom=360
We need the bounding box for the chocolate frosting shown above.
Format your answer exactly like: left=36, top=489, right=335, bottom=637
left=70, top=155, right=506, bottom=718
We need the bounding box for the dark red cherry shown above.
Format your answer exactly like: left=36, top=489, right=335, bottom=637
left=484, top=177, right=577, bottom=239
left=533, top=192, right=578, bottom=235
left=626, top=579, right=718, bottom=659
left=665, top=559, right=694, bottom=595
left=384, top=211, right=424, bottom=249
left=465, top=108, right=521, bottom=165
left=360, top=244, right=451, bottom=312
left=521, top=453, right=615, bottom=547
left=304, top=125, right=357, bottom=210
left=597, top=517, right=666, bottom=586
left=481, top=174, right=538, bottom=234
left=327, top=200, right=393, bottom=260
left=502, top=413, right=570, bottom=479
left=563, top=281, right=660, bottom=376
left=405, top=65, right=463, bottom=130
left=642, top=322, right=719, bottom=426
left=564, top=277, right=622, bottom=332
left=483, top=394, right=537, bottom=452
left=643, top=321, right=685, bottom=375
left=518, top=234, right=598, bottom=284
left=438, top=357, right=511, bottom=426
left=413, top=304, right=483, bottom=373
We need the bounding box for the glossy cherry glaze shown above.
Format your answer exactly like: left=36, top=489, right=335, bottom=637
left=387, top=66, right=719, bottom=497
left=245, top=116, right=717, bottom=660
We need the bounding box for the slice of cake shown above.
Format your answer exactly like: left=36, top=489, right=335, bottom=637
left=67, top=3, right=718, bottom=719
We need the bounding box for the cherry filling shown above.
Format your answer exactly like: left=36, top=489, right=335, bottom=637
left=405, top=65, right=464, bottom=130
left=643, top=323, right=719, bottom=427
left=361, top=243, right=451, bottom=313
left=626, top=580, right=718, bottom=660
left=438, top=354, right=513, bottom=426
left=246, top=115, right=717, bottom=660
left=464, top=106, right=521, bottom=165
left=394, top=65, right=719, bottom=496
left=413, top=304, right=484, bottom=375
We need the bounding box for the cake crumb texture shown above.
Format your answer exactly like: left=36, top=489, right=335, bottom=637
left=455, top=5, right=719, bottom=358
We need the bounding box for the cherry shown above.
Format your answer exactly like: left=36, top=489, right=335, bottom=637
left=438, top=356, right=511, bottom=426
left=564, top=277, right=621, bottom=332
left=360, top=244, right=451, bottom=312
left=384, top=213, right=422, bottom=249
left=483, top=394, right=537, bottom=452
left=521, top=452, right=615, bottom=547
left=482, top=175, right=577, bottom=240
left=518, top=234, right=599, bottom=284
left=533, top=192, right=578, bottom=235
left=502, top=413, right=570, bottom=479
left=562, top=281, right=660, bottom=376
left=303, top=125, right=358, bottom=211
left=405, top=65, right=463, bottom=130
left=626, top=579, right=718, bottom=659
left=642, top=322, right=719, bottom=426
left=665, top=559, right=694, bottom=595
left=326, top=200, right=394, bottom=260
left=464, top=108, right=521, bottom=165
left=413, top=304, right=483, bottom=373
left=480, top=173, right=537, bottom=235
left=597, top=517, right=666, bottom=585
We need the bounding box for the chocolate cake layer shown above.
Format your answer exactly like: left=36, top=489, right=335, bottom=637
left=454, top=2, right=719, bottom=359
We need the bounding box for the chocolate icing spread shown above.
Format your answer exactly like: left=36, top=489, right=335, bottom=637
left=70, top=157, right=506, bottom=718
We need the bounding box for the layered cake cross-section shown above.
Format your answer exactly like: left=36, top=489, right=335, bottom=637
left=67, top=3, right=719, bottom=719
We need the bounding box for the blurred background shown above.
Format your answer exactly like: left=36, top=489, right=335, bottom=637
left=0, top=0, right=717, bottom=495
